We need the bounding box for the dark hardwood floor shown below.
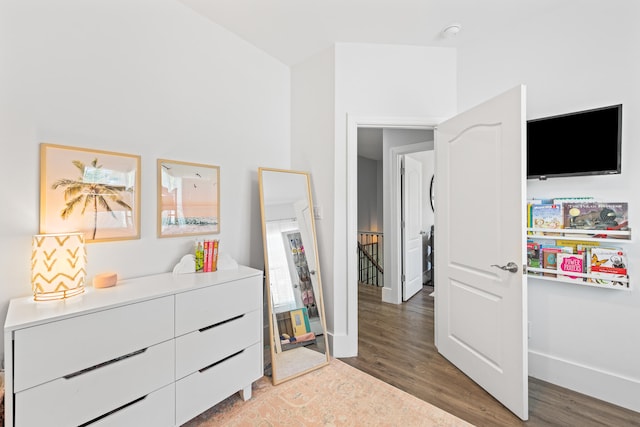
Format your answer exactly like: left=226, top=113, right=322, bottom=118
left=339, top=284, right=640, bottom=426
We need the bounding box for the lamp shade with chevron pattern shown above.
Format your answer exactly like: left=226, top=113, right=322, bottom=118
left=31, top=233, right=86, bottom=301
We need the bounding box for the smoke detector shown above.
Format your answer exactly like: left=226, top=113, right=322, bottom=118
left=442, top=23, right=462, bottom=37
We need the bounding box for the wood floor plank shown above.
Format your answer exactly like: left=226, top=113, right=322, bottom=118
left=340, top=284, right=640, bottom=426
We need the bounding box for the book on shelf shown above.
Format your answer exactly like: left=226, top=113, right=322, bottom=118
left=541, top=246, right=573, bottom=277
left=555, top=239, right=600, bottom=254
left=563, top=202, right=628, bottom=230
left=527, top=199, right=552, bottom=229
left=530, top=204, right=563, bottom=231
left=541, top=247, right=560, bottom=277
left=589, top=247, right=627, bottom=275
left=587, top=247, right=628, bottom=288
left=552, top=197, right=594, bottom=204
left=526, top=241, right=541, bottom=275
left=557, top=253, right=585, bottom=282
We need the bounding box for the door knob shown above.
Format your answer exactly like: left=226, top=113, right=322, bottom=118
left=490, top=262, right=518, bottom=273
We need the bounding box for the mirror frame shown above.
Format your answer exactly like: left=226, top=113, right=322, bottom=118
left=258, top=167, right=330, bottom=385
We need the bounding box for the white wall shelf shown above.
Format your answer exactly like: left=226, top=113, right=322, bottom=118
left=526, top=228, right=631, bottom=291
left=527, top=227, right=631, bottom=242
left=526, top=267, right=630, bottom=291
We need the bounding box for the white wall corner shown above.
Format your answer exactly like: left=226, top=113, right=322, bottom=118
left=328, top=331, right=358, bottom=358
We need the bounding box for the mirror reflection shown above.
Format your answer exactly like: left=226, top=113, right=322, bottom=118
left=258, top=168, right=330, bottom=384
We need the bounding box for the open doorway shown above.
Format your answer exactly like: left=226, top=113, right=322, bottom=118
left=356, top=126, right=434, bottom=304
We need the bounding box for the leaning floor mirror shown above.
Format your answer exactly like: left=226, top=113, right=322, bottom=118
left=258, top=167, right=330, bottom=385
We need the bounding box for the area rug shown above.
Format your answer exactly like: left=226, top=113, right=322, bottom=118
left=184, top=358, right=473, bottom=426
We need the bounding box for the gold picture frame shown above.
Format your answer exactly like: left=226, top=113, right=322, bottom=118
left=157, top=159, right=220, bottom=238
left=40, top=143, right=141, bottom=243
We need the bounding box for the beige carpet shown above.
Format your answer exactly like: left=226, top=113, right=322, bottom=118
left=184, top=358, right=473, bottom=426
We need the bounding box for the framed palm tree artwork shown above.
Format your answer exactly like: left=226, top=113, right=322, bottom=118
left=157, top=159, right=220, bottom=238
left=40, top=143, right=141, bottom=243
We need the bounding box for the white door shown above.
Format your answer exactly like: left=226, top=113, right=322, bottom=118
left=294, top=199, right=323, bottom=334
left=402, top=155, right=424, bottom=301
left=434, top=85, right=528, bottom=420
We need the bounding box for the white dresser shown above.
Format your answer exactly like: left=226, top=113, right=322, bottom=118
left=3, top=266, right=263, bottom=427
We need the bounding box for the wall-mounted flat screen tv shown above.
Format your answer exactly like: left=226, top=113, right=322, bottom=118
left=527, top=104, right=622, bottom=179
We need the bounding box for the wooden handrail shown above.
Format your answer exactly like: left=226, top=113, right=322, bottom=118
left=358, top=241, right=383, bottom=274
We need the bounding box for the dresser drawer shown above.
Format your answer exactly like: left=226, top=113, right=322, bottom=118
left=88, top=383, right=174, bottom=427
left=176, top=308, right=261, bottom=379
left=14, top=339, right=174, bottom=427
left=175, top=342, right=262, bottom=425
left=13, top=295, right=174, bottom=393
left=175, top=276, right=261, bottom=336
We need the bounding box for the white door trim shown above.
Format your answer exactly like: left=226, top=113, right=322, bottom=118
left=346, top=115, right=443, bottom=355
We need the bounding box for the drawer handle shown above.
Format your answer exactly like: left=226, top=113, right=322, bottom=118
left=199, top=349, right=244, bottom=373
left=78, top=395, right=147, bottom=426
left=64, top=348, right=147, bottom=379
left=199, top=314, right=245, bottom=333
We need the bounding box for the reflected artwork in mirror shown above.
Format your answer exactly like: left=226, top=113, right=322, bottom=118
left=258, top=167, right=330, bottom=384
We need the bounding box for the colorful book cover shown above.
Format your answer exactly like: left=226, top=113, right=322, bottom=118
left=203, top=240, right=211, bottom=272
left=531, top=204, right=563, bottom=230
left=195, top=240, right=204, bottom=273
left=526, top=241, right=541, bottom=274
left=555, top=239, right=600, bottom=254
left=588, top=247, right=628, bottom=288
left=207, top=240, right=215, bottom=271
left=563, top=202, right=628, bottom=230
left=542, top=247, right=561, bottom=277
left=540, top=246, right=572, bottom=277
left=589, top=247, right=627, bottom=275
left=211, top=240, right=219, bottom=272
left=557, top=253, right=585, bottom=282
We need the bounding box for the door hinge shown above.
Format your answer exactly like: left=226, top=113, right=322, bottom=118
left=401, top=274, right=405, bottom=283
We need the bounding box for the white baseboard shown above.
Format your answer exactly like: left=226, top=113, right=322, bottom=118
left=381, top=286, right=400, bottom=304
left=327, top=331, right=357, bottom=358
left=529, top=349, right=640, bottom=413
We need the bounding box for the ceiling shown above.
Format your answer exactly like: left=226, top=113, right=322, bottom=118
left=178, top=0, right=558, bottom=67
left=177, top=0, right=559, bottom=158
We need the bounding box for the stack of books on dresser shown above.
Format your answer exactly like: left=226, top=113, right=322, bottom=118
left=195, top=239, right=220, bottom=272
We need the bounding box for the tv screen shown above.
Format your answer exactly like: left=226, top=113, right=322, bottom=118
left=527, top=104, right=622, bottom=179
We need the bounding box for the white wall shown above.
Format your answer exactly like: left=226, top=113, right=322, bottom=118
left=457, top=1, right=640, bottom=411
left=332, top=43, right=456, bottom=355
left=0, top=0, right=290, bottom=359
left=409, top=150, right=435, bottom=232
left=290, top=47, right=336, bottom=334
left=357, top=156, right=381, bottom=232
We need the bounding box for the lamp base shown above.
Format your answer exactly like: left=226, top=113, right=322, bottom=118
left=34, top=286, right=85, bottom=301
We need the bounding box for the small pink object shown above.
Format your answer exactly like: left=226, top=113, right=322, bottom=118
left=93, top=272, right=118, bottom=288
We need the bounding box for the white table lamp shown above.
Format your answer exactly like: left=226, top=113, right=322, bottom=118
left=31, top=233, right=86, bottom=301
